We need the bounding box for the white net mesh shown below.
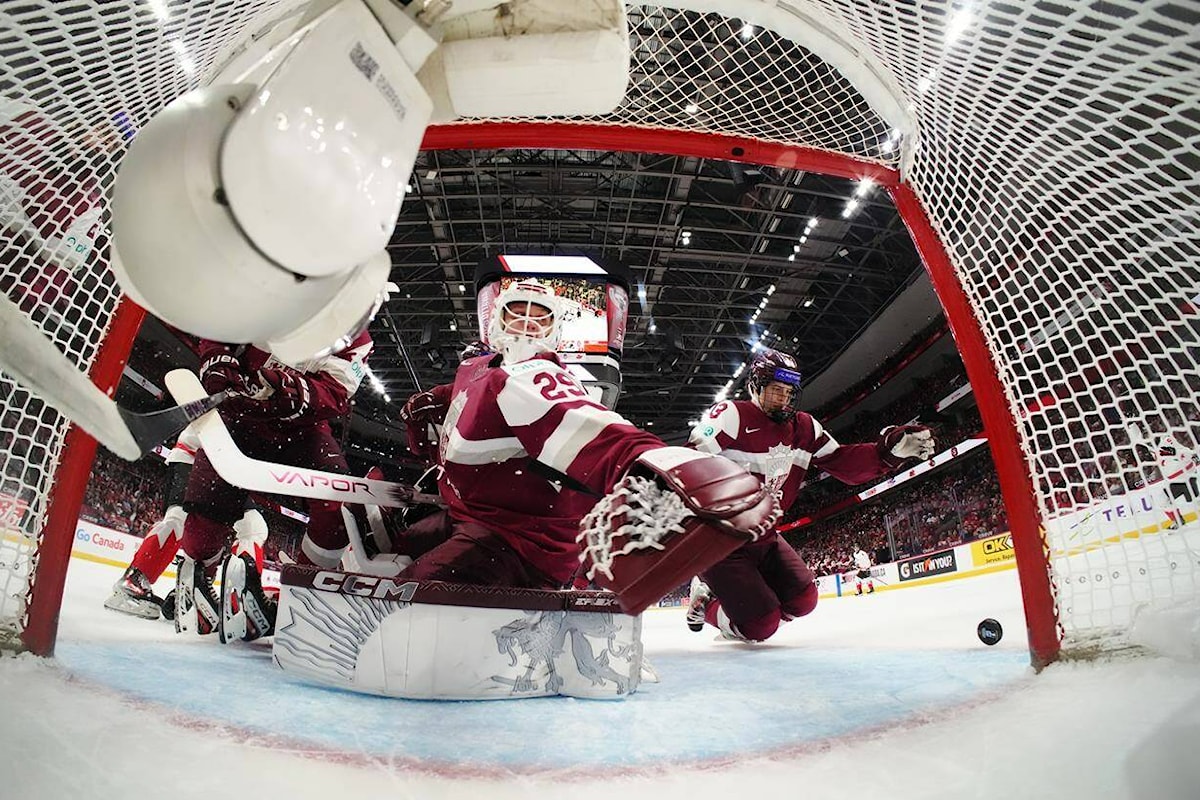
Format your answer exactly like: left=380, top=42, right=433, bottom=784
left=578, top=474, right=692, bottom=581
left=0, top=0, right=1196, bottom=656
left=0, top=0, right=302, bottom=648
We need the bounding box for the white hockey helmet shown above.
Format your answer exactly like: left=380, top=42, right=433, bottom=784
left=487, top=279, right=562, bottom=364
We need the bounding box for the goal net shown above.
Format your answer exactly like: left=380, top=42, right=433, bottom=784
left=1, top=0, right=1196, bottom=665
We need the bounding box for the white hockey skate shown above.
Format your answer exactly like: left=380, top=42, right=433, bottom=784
left=685, top=576, right=713, bottom=633
left=218, top=552, right=277, bottom=644
left=174, top=556, right=219, bottom=636
left=103, top=567, right=161, bottom=620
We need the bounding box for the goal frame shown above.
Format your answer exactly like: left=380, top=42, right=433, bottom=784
left=18, top=299, right=145, bottom=656
left=15, top=131, right=1060, bottom=666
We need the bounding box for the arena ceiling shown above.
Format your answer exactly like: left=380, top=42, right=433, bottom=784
left=346, top=145, right=930, bottom=452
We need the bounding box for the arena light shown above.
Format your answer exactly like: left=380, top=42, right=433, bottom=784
left=363, top=364, right=390, bottom=403
left=169, top=39, right=195, bottom=75
left=946, top=10, right=973, bottom=43
left=144, top=0, right=168, bottom=21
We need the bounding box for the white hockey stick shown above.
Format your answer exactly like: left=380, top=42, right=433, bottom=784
left=339, top=506, right=411, bottom=577
left=0, top=293, right=230, bottom=459
left=164, top=369, right=444, bottom=508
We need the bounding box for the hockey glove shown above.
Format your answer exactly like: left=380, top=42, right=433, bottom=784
left=578, top=446, right=780, bottom=615
left=400, top=387, right=450, bottom=462
left=242, top=368, right=311, bottom=422
left=879, top=424, right=935, bottom=465
left=199, top=350, right=249, bottom=396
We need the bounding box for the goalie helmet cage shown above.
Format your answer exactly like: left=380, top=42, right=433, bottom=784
left=0, top=1, right=1196, bottom=667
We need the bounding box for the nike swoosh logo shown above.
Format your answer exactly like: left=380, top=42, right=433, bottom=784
left=745, top=428, right=761, bottom=433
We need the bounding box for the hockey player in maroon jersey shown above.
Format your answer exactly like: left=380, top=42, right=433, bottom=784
left=103, top=421, right=270, bottom=621
left=387, top=280, right=778, bottom=606
left=686, top=348, right=934, bottom=641
left=173, top=331, right=373, bottom=641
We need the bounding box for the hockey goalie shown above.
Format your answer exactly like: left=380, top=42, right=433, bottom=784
left=268, top=279, right=778, bottom=699
left=379, top=279, right=780, bottom=609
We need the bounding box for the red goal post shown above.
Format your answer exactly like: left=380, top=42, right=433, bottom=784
left=2, top=1, right=1196, bottom=666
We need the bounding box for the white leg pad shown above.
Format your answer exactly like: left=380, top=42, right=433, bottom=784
left=272, top=568, right=643, bottom=700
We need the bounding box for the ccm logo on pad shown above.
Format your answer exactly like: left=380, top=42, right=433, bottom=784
left=312, top=571, right=418, bottom=602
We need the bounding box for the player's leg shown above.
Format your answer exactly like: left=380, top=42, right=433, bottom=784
left=272, top=425, right=354, bottom=568
left=761, top=536, right=819, bottom=622
left=698, top=542, right=781, bottom=642
left=105, top=460, right=192, bottom=619
left=219, top=507, right=276, bottom=643
left=104, top=505, right=186, bottom=619
left=400, top=521, right=559, bottom=589
left=177, top=451, right=246, bottom=635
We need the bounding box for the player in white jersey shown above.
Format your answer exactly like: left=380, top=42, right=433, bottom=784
left=1157, top=434, right=1199, bottom=530
left=852, top=546, right=874, bottom=595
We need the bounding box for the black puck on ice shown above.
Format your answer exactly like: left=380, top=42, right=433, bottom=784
left=977, top=618, right=1003, bottom=645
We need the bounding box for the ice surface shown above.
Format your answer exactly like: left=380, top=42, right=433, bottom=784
left=2, top=557, right=1199, bottom=799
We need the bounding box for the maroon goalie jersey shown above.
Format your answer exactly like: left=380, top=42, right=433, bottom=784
left=689, top=399, right=895, bottom=512
left=435, top=352, right=662, bottom=583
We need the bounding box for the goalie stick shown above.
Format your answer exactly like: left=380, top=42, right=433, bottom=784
left=0, top=292, right=230, bottom=459
left=164, top=369, right=445, bottom=508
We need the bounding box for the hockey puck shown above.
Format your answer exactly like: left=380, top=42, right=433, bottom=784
left=977, top=618, right=1003, bottom=645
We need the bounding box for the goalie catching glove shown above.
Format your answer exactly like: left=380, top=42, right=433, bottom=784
left=578, top=447, right=780, bottom=615
left=878, top=424, right=936, bottom=465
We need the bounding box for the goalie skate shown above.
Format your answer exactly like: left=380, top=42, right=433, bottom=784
left=685, top=576, right=713, bottom=632
left=174, top=556, right=219, bottom=636
left=103, top=567, right=161, bottom=620
left=218, top=552, right=277, bottom=643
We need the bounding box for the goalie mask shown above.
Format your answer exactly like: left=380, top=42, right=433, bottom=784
left=487, top=280, right=563, bottom=364
left=746, top=349, right=803, bottom=422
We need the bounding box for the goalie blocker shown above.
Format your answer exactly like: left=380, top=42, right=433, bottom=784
left=578, top=446, right=781, bottom=615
